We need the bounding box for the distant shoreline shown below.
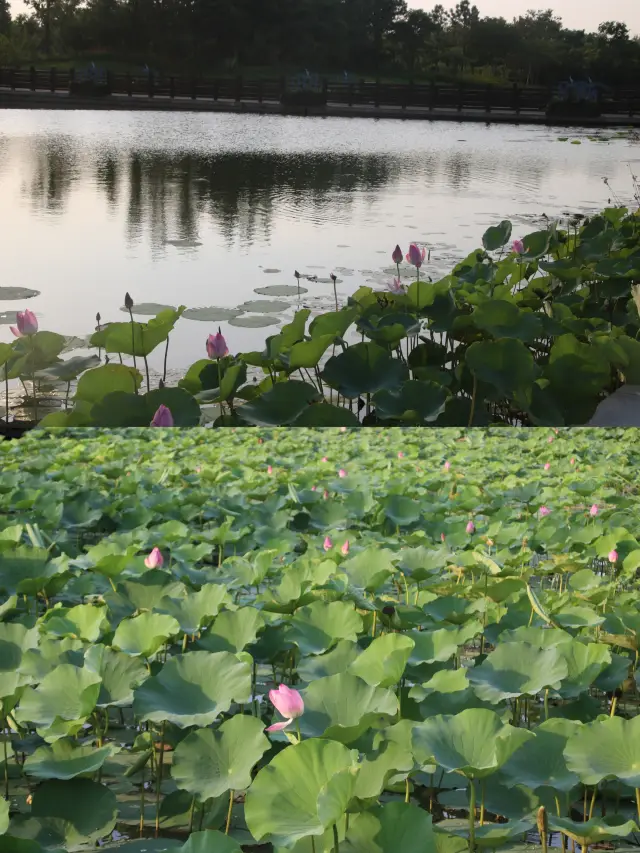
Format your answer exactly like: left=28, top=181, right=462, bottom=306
left=1, top=87, right=639, bottom=128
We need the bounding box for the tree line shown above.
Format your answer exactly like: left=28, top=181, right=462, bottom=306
left=0, top=0, right=638, bottom=88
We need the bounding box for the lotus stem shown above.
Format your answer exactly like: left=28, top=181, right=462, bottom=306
left=635, top=788, right=640, bottom=825
left=188, top=795, right=196, bottom=834
left=154, top=722, right=166, bottom=837
left=371, top=610, right=377, bottom=637
left=143, top=355, right=151, bottom=393
left=163, top=335, right=170, bottom=384
left=405, top=776, right=410, bottom=803
left=610, top=695, right=617, bottom=717
left=311, top=838, right=317, bottom=853
left=468, top=778, right=476, bottom=853
left=3, top=369, right=8, bottom=424
left=333, top=822, right=340, bottom=853
left=225, top=789, right=234, bottom=834
left=139, top=762, right=145, bottom=836
left=127, top=306, right=138, bottom=374
left=588, top=786, right=597, bottom=820
left=2, top=718, right=8, bottom=799
left=544, top=688, right=549, bottom=720
left=480, top=780, right=486, bottom=825
left=468, top=375, right=477, bottom=427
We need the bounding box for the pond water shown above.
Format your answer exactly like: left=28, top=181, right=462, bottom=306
left=0, top=110, right=637, bottom=373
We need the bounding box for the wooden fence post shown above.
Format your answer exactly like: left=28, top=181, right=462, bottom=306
left=485, top=84, right=491, bottom=112
left=9, top=68, right=14, bottom=90
left=407, top=79, right=414, bottom=108
left=30, top=65, right=36, bottom=91
left=512, top=83, right=520, bottom=114
left=457, top=82, right=464, bottom=111
left=429, top=82, right=436, bottom=110
left=49, top=67, right=56, bottom=92
left=348, top=83, right=354, bottom=106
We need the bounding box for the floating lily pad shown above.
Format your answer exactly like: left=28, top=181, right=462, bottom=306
left=262, top=268, right=281, bottom=274
left=164, top=238, right=202, bottom=248
left=254, top=285, right=308, bottom=296
left=229, top=315, right=281, bottom=328
left=119, top=303, right=176, bottom=316
left=182, top=307, right=242, bottom=322
left=0, top=287, right=40, bottom=300
left=0, top=312, right=17, bottom=325
left=237, top=300, right=290, bottom=313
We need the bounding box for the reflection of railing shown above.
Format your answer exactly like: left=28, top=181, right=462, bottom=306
left=0, top=67, right=638, bottom=116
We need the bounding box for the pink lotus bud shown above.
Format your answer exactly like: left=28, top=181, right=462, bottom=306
left=323, top=490, right=329, bottom=500
left=486, top=538, right=494, bottom=547
left=392, top=244, right=403, bottom=264
left=150, top=405, right=174, bottom=427
left=267, top=465, right=273, bottom=474
left=144, top=547, right=163, bottom=569
left=406, top=243, right=427, bottom=268
left=444, top=461, right=450, bottom=471
left=387, top=277, right=405, bottom=294
left=340, top=427, right=347, bottom=433
left=311, top=485, right=316, bottom=491
left=608, top=549, right=618, bottom=564
left=548, top=436, right=554, bottom=443
left=398, top=452, right=404, bottom=458
left=466, top=521, right=475, bottom=534
left=590, top=504, right=598, bottom=516
left=544, top=463, right=550, bottom=471
left=512, top=239, right=525, bottom=255
left=321, top=456, right=328, bottom=463
left=323, top=536, right=333, bottom=551
left=539, top=506, right=550, bottom=517
left=338, top=469, right=347, bottom=478
left=341, top=541, right=350, bottom=555
left=266, top=684, right=304, bottom=732
left=10, top=308, right=38, bottom=338
left=440, top=533, right=445, bottom=542
left=570, top=457, right=575, bottom=465
left=206, top=327, right=229, bottom=359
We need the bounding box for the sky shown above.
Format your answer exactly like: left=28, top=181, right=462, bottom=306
left=410, top=0, right=639, bottom=35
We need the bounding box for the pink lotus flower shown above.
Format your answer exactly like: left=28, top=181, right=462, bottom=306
left=440, top=533, right=446, bottom=542
left=608, top=549, right=618, bottom=564
left=398, top=452, right=404, bottom=458
left=570, top=457, right=576, bottom=465
left=539, top=506, right=550, bottom=517
left=321, top=456, right=328, bottom=463
left=266, top=684, right=304, bottom=732
left=444, top=461, right=451, bottom=471
left=323, top=490, right=329, bottom=500
left=548, top=436, right=554, bottom=443
left=466, top=521, right=475, bottom=534
left=150, top=405, right=174, bottom=427
left=323, top=536, right=333, bottom=551
left=387, top=277, right=406, bottom=294
left=544, top=463, right=550, bottom=471
left=341, top=541, right=350, bottom=555
left=267, top=465, right=273, bottom=474
left=512, top=239, right=525, bottom=255
left=311, top=485, right=316, bottom=491
left=206, top=328, right=229, bottom=359
left=406, top=243, right=427, bottom=268
left=589, top=504, right=599, bottom=516
left=144, top=547, right=163, bottom=569
left=340, top=427, right=347, bottom=433
left=10, top=309, right=38, bottom=338
left=392, top=245, right=403, bottom=264
left=338, top=469, right=347, bottom=478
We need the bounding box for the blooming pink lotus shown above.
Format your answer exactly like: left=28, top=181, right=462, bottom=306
left=206, top=328, right=229, bottom=359
left=548, top=436, right=554, bottom=443
left=544, top=463, right=550, bottom=471
left=323, top=536, right=333, bottom=551
left=440, top=532, right=446, bottom=542
left=512, top=239, right=525, bottom=255
left=589, top=504, right=599, bottom=516
left=466, top=520, right=475, bottom=534
left=338, top=469, right=347, bottom=478
left=444, top=461, right=451, bottom=471
left=398, top=452, right=405, bottom=458
left=10, top=309, right=38, bottom=338
left=406, top=243, right=427, bottom=268
left=392, top=245, right=403, bottom=265
left=311, top=485, right=316, bottom=491
left=608, top=549, right=618, bottom=564
left=539, top=506, right=551, bottom=517
left=341, top=540, right=350, bottom=555
left=570, top=457, right=576, bottom=465
left=266, top=684, right=304, bottom=732
left=145, top=547, right=163, bottom=569
left=267, top=465, right=273, bottom=474
left=321, top=456, right=328, bottom=463
left=323, top=490, right=329, bottom=500
left=150, top=405, right=174, bottom=427
left=387, top=277, right=406, bottom=294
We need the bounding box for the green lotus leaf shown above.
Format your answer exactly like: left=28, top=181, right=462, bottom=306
left=321, top=342, right=410, bottom=399
left=15, top=664, right=102, bottom=743
left=172, top=714, right=270, bottom=800
left=74, top=363, right=142, bottom=404
left=408, top=622, right=483, bottom=665
left=382, top=494, right=422, bottom=526
left=593, top=653, right=631, bottom=692
left=237, top=381, right=321, bottom=426
left=158, top=584, right=229, bottom=635
left=340, top=548, right=397, bottom=592
left=472, top=300, right=542, bottom=343
left=0, top=547, right=66, bottom=596
left=30, top=778, right=117, bottom=847
left=297, top=641, right=361, bottom=683
left=300, top=672, right=398, bottom=743
left=43, top=603, right=109, bottom=643
left=409, top=669, right=493, bottom=717
left=0, top=799, right=7, bottom=835
left=499, top=718, right=582, bottom=792
left=423, top=597, right=476, bottom=625
left=198, top=607, right=264, bottom=653
left=288, top=601, right=363, bottom=655
left=344, top=802, right=437, bottom=853
left=467, top=642, right=568, bottom=703
left=435, top=817, right=533, bottom=847
left=133, top=650, right=252, bottom=727
left=349, top=633, right=414, bottom=687
left=373, top=380, right=449, bottom=424
left=83, top=645, right=149, bottom=708
left=244, top=738, right=359, bottom=848
left=548, top=815, right=638, bottom=847
left=0, top=622, right=39, bottom=674
left=482, top=220, right=513, bottom=251
left=24, top=740, right=118, bottom=780
left=554, top=641, right=611, bottom=699
left=465, top=338, right=536, bottom=397
left=552, top=605, right=605, bottom=629
left=497, top=626, right=572, bottom=647
left=180, top=831, right=243, bottom=853
left=412, top=708, right=535, bottom=778
left=354, top=720, right=416, bottom=800
left=112, top=611, right=181, bottom=657
left=563, top=715, right=640, bottom=787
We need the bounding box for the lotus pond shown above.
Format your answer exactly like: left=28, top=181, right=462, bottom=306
left=2, top=199, right=640, bottom=428
left=0, top=426, right=639, bottom=853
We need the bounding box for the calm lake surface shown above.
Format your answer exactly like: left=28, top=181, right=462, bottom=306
left=0, top=110, right=637, bottom=372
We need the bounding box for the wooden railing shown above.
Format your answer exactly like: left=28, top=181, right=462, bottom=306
left=0, top=66, right=639, bottom=116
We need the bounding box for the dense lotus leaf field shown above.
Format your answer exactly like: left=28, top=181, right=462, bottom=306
left=0, top=427, right=639, bottom=852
